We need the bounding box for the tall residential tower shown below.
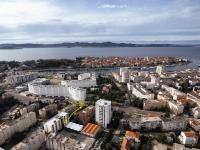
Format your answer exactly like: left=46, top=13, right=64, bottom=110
left=95, top=99, right=112, bottom=128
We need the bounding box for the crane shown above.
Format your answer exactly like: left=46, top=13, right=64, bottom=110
left=63, top=100, right=87, bottom=126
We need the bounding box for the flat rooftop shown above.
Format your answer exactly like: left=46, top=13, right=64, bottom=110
left=65, top=122, right=83, bottom=132
left=96, top=99, right=111, bottom=106
left=141, top=116, right=162, bottom=122
left=47, top=130, right=95, bottom=150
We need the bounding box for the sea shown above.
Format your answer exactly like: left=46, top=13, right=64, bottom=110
left=0, top=46, right=199, bottom=72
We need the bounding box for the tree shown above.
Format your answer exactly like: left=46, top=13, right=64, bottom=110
left=0, top=87, right=4, bottom=96
left=157, top=133, right=167, bottom=144
left=141, top=145, right=147, bottom=150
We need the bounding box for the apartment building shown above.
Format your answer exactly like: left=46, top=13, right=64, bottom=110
left=43, top=112, right=68, bottom=134
left=61, top=78, right=96, bottom=88
left=167, top=100, right=184, bottom=115
left=141, top=75, right=160, bottom=89
left=0, top=112, right=37, bottom=145
left=28, top=79, right=87, bottom=101
left=78, top=72, right=96, bottom=80
left=11, top=129, right=45, bottom=150
left=156, top=66, right=163, bottom=75
left=121, top=131, right=140, bottom=150
left=179, top=131, right=198, bottom=146
left=189, top=119, right=200, bottom=132
left=141, top=116, right=162, bottom=130
left=78, top=106, right=95, bottom=125
left=192, top=107, right=200, bottom=119
left=46, top=130, right=95, bottom=150
left=38, top=104, right=58, bottom=118
left=95, top=99, right=112, bottom=128
left=130, top=83, right=155, bottom=100
left=162, top=117, right=188, bottom=131
left=143, top=99, right=166, bottom=110
left=161, top=85, right=186, bottom=100
left=6, top=73, right=38, bottom=85
left=112, top=67, right=129, bottom=83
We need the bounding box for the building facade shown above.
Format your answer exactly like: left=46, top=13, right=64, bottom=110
left=28, top=80, right=87, bottom=101
left=179, top=131, right=198, bottom=146
left=11, top=129, right=45, bottom=150
left=95, top=99, right=112, bottom=128
left=61, top=79, right=96, bottom=88
left=43, top=112, right=68, bottom=134
left=130, top=83, right=155, bottom=100
left=167, top=100, right=184, bottom=115
left=0, top=112, right=37, bottom=145
left=162, top=118, right=188, bottom=131
left=6, top=73, right=38, bottom=85
left=143, top=100, right=166, bottom=110
left=78, top=106, right=95, bottom=125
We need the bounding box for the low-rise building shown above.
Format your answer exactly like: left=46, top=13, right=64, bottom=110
left=46, top=130, right=95, bottom=150
left=152, top=143, right=168, bottom=150
left=189, top=119, right=200, bottom=132
left=120, top=117, right=141, bottom=131
left=120, top=116, right=163, bottom=131
left=173, top=143, right=186, bottom=150
left=167, top=100, right=184, bottom=115
left=192, top=107, right=200, bottom=119
left=162, top=117, right=188, bottom=131
left=141, top=75, right=160, bottom=89
left=121, top=131, right=140, bottom=150
left=177, top=98, right=195, bottom=106
left=61, top=78, right=97, bottom=88
left=81, top=123, right=101, bottom=138
left=78, top=72, right=96, bottom=80
left=15, top=85, right=27, bottom=92
left=143, top=99, right=166, bottom=110
left=161, top=85, right=186, bottom=100
left=179, top=131, right=198, bottom=146
left=157, top=91, right=172, bottom=101
left=65, top=122, right=83, bottom=132
left=173, top=143, right=200, bottom=150
left=141, top=116, right=162, bottom=130
left=188, top=90, right=200, bottom=107
left=129, top=83, right=154, bottom=100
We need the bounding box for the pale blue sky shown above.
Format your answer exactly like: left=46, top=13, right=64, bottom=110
left=0, top=0, right=200, bottom=43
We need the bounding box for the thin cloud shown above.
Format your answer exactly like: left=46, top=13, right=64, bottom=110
left=0, top=0, right=199, bottom=43
left=99, top=4, right=128, bottom=9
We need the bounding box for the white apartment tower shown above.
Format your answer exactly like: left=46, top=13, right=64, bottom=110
left=156, top=66, right=163, bottom=75
left=95, top=99, right=112, bottom=128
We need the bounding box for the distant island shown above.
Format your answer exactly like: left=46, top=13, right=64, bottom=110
left=0, top=42, right=197, bottom=49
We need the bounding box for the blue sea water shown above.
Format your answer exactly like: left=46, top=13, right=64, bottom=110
left=0, top=47, right=199, bottom=69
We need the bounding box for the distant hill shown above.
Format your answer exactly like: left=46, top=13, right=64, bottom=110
left=0, top=42, right=197, bottom=49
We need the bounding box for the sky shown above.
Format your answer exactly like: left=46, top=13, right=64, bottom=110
left=0, top=0, right=200, bottom=43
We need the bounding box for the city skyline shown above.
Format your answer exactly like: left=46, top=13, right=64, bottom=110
left=0, top=0, right=200, bottom=43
